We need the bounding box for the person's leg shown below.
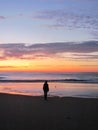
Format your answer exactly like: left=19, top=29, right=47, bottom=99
left=44, top=92, right=47, bottom=100
left=44, top=92, right=46, bottom=100
left=45, top=92, right=47, bottom=100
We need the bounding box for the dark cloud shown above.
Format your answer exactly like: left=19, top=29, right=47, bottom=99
left=29, top=41, right=98, bottom=54
left=0, top=41, right=98, bottom=60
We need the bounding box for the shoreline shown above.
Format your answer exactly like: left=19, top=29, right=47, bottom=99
left=0, top=93, right=98, bottom=130
left=0, top=82, right=98, bottom=99
left=1, top=92, right=98, bottom=99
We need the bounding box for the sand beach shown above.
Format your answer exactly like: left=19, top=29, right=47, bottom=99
left=0, top=93, right=98, bottom=130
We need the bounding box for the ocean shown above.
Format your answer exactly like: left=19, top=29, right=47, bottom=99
left=0, top=72, right=98, bottom=98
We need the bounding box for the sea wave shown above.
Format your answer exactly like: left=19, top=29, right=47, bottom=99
left=0, top=78, right=98, bottom=84
left=0, top=72, right=98, bottom=84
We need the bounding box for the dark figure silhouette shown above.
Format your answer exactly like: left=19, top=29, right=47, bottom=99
left=43, top=81, right=49, bottom=100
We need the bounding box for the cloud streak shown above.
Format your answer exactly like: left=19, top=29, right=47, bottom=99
left=0, top=41, right=98, bottom=60
left=34, top=10, right=98, bottom=30
left=0, top=16, right=6, bottom=20
left=33, top=9, right=98, bottom=39
left=0, top=14, right=24, bottom=21
left=1, top=8, right=97, bottom=38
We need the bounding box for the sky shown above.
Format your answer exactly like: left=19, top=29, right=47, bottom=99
left=0, top=0, right=98, bottom=72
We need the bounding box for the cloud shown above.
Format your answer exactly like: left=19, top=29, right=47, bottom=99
left=0, top=16, right=6, bottom=20
left=0, top=66, right=16, bottom=68
left=80, top=65, right=98, bottom=67
left=33, top=9, right=98, bottom=33
left=33, top=9, right=98, bottom=40
left=0, top=14, right=24, bottom=21
left=0, top=41, right=98, bottom=60
left=72, top=53, right=98, bottom=60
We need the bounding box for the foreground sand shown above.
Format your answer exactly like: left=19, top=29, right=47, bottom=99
left=0, top=93, right=98, bottom=130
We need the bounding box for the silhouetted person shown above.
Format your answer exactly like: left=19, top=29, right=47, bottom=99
left=43, top=81, right=49, bottom=100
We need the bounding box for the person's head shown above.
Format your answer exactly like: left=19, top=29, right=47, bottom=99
left=45, top=81, right=47, bottom=84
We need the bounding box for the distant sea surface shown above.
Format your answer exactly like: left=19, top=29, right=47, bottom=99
left=0, top=72, right=98, bottom=83
left=0, top=72, right=98, bottom=98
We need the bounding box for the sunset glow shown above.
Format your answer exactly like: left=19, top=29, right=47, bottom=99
left=0, top=45, right=98, bottom=72
left=0, top=0, right=98, bottom=72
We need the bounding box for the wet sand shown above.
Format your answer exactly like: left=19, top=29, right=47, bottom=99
left=0, top=93, right=98, bottom=130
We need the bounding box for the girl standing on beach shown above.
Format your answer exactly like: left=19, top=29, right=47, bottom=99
left=43, top=81, right=49, bottom=100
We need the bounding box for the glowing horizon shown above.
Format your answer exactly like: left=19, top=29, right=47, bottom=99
left=0, top=0, right=98, bottom=72
left=0, top=42, right=98, bottom=72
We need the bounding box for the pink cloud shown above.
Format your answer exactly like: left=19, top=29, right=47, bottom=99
left=0, top=41, right=98, bottom=60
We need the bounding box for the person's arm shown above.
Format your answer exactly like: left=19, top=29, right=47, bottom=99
left=43, top=84, right=45, bottom=91
left=47, top=84, right=49, bottom=91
